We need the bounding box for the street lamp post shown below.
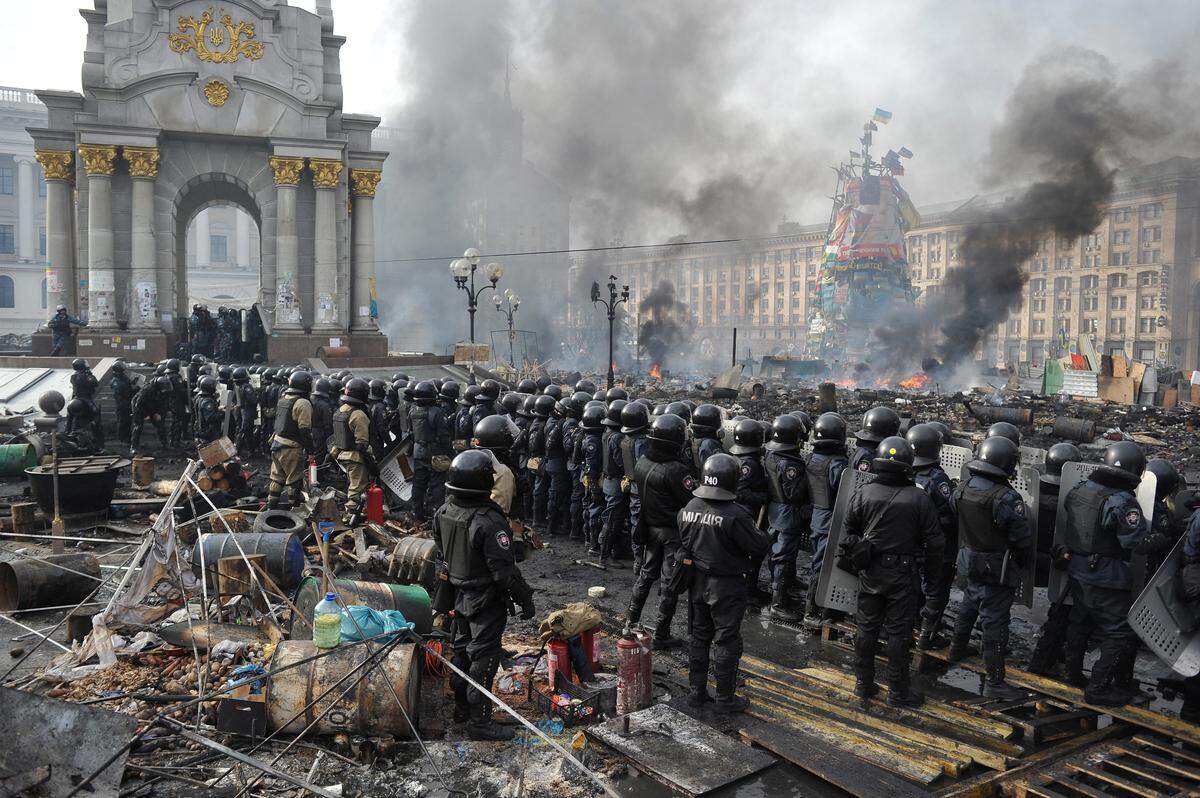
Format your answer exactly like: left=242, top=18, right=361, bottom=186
left=449, top=247, right=503, bottom=343
left=591, top=274, right=629, bottom=390
left=493, top=288, right=521, bottom=367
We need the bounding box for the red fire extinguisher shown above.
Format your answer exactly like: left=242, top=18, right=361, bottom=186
left=307, top=456, right=318, bottom=487
left=365, top=483, right=384, bottom=524
left=547, top=638, right=572, bottom=689
left=616, top=629, right=652, bottom=715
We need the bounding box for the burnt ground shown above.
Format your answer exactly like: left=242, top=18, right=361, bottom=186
left=0, top=382, right=1194, bottom=797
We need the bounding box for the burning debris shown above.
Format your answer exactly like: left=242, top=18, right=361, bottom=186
left=638, top=281, right=689, bottom=372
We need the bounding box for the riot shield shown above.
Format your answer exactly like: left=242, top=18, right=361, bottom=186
left=956, top=463, right=1040, bottom=607
left=938, top=445, right=973, bottom=481
left=1048, top=462, right=1155, bottom=603
left=1129, top=535, right=1200, bottom=676
left=376, top=437, right=414, bottom=504
left=1019, top=445, right=1047, bottom=472
left=816, top=469, right=876, bottom=613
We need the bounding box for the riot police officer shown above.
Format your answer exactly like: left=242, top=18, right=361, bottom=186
left=851, top=406, right=901, bottom=473
left=48, top=306, right=87, bottom=355
left=65, top=398, right=101, bottom=454
left=330, top=378, right=374, bottom=520
left=1027, top=442, right=1083, bottom=675
left=454, top=385, right=481, bottom=452
left=948, top=436, right=1032, bottom=700
left=110, top=361, right=136, bottom=444
left=764, top=415, right=810, bottom=621
left=679, top=453, right=771, bottom=713
left=605, top=386, right=629, bottom=403
left=268, top=371, right=315, bottom=509
left=805, top=412, right=850, bottom=623
left=130, top=375, right=172, bottom=454
left=907, top=423, right=957, bottom=649
left=689, top=404, right=724, bottom=472
left=434, top=450, right=535, bottom=741
left=192, top=376, right=224, bottom=447
left=469, top=379, right=501, bottom=429
left=231, top=368, right=258, bottom=455
left=411, top=380, right=453, bottom=521
left=627, top=414, right=696, bottom=650
left=619, top=401, right=652, bottom=568
left=259, top=368, right=280, bottom=453
left=729, top=418, right=770, bottom=603
left=473, top=414, right=522, bottom=518
left=69, top=358, right=104, bottom=447
left=596, top=399, right=629, bottom=564
left=367, top=379, right=391, bottom=459
left=847, top=437, right=944, bottom=707
left=579, top=404, right=606, bottom=552
left=166, top=359, right=189, bottom=448
left=1061, top=442, right=1166, bottom=706
left=528, top=394, right=553, bottom=530
left=511, top=394, right=535, bottom=524
left=543, top=398, right=570, bottom=536
left=562, top=395, right=587, bottom=541
left=187, top=354, right=204, bottom=393
left=986, top=422, right=1021, bottom=447
left=310, top=377, right=335, bottom=467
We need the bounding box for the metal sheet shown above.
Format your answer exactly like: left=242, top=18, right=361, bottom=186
left=1060, top=369, right=1099, bottom=398
left=0, top=367, right=73, bottom=413
left=816, top=470, right=875, bottom=613
left=1129, top=535, right=1200, bottom=676
left=1049, top=462, right=1155, bottom=603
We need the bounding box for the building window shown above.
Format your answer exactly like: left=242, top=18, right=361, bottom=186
left=1083, top=318, right=1098, bottom=333
left=0, top=275, right=12, bottom=307
left=1108, top=273, right=1127, bottom=289
left=1032, top=299, right=1046, bottom=313
left=210, top=235, right=228, bottom=263
left=1032, top=319, right=1046, bottom=335
left=1139, top=317, right=1156, bottom=334
left=1141, top=202, right=1163, bottom=219
left=1110, top=251, right=1130, bottom=266
left=1055, top=297, right=1072, bottom=312
left=40, top=278, right=46, bottom=309
left=1109, top=295, right=1127, bottom=310
left=1109, top=317, right=1126, bottom=335
left=0, top=168, right=12, bottom=196
left=1054, top=277, right=1072, bottom=292
left=38, top=228, right=45, bottom=257
left=1083, top=296, right=1098, bottom=311
left=1112, top=207, right=1132, bottom=223
left=1140, top=294, right=1155, bottom=310
left=0, top=225, right=13, bottom=255
left=1141, top=226, right=1162, bottom=243
left=1112, top=230, right=1130, bottom=245
left=1081, top=275, right=1099, bottom=289
left=1030, top=278, right=1047, bottom=293
left=1138, top=249, right=1160, bottom=265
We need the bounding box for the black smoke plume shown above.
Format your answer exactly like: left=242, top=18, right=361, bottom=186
left=638, top=281, right=689, bottom=368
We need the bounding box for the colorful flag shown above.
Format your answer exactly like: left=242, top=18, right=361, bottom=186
left=873, top=107, right=892, bottom=124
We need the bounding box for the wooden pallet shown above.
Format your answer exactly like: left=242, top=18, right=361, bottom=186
left=979, top=696, right=1098, bottom=746
left=1012, top=734, right=1200, bottom=798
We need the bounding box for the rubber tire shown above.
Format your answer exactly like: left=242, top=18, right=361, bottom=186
left=252, top=508, right=306, bottom=537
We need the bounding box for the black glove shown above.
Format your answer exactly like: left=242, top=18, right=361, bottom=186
left=509, top=576, right=536, bottom=620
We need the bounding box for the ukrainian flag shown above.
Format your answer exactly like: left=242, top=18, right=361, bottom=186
left=873, top=108, right=892, bottom=124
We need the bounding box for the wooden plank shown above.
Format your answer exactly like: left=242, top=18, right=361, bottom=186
left=744, top=674, right=1011, bottom=771
left=1105, top=757, right=1191, bottom=792
left=745, top=686, right=951, bottom=781
left=1132, top=735, right=1200, bottom=768
left=1032, top=780, right=1110, bottom=798
left=739, top=720, right=926, bottom=798
left=1120, top=744, right=1200, bottom=781
left=585, top=704, right=775, bottom=796
left=1064, top=761, right=1168, bottom=797
left=923, top=650, right=1200, bottom=748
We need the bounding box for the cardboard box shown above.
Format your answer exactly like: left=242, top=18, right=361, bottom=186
left=199, top=436, right=238, bottom=467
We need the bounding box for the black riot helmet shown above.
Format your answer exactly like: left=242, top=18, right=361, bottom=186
left=533, top=394, right=556, bottom=419
left=765, top=414, right=803, bottom=452
left=606, top=386, right=629, bottom=402
left=603, top=399, right=627, bottom=428
left=874, top=435, right=915, bottom=474
left=520, top=395, right=538, bottom=418
left=593, top=390, right=606, bottom=402
left=728, top=418, right=765, bottom=455
left=1042, top=442, right=1082, bottom=486
left=154, top=375, right=172, bottom=392
left=575, top=379, right=597, bottom=395
left=571, top=390, right=592, bottom=409
left=543, top=384, right=562, bottom=400
left=413, top=380, right=438, bottom=404
left=557, top=396, right=578, bottom=420
left=342, top=377, right=370, bottom=405
left=461, top=384, right=481, bottom=407
left=647, top=413, right=687, bottom=451
left=789, top=411, right=814, bottom=440
left=1103, top=440, right=1146, bottom=479
left=665, top=401, right=691, bottom=422
left=368, top=379, right=387, bottom=401
left=391, top=372, right=411, bottom=383
left=328, top=377, right=344, bottom=398
left=856, top=406, right=901, bottom=444
left=581, top=403, right=606, bottom=432
left=906, top=423, right=943, bottom=468
left=619, top=401, right=650, bottom=434
left=191, top=354, right=205, bottom=365
left=472, top=414, right=515, bottom=453
left=197, top=376, right=219, bottom=396
left=218, top=365, right=233, bottom=383
left=694, top=453, right=739, bottom=501
left=972, top=435, right=1019, bottom=478
left=500, top=391, right=522, bottom=415
left=232, top=367, right=249, bottom=383
left=288, top=370, right=313, bottom=394
left=1147, top=458, right=1180, bottom=500
left=392, top=378, right=410, bottom=392
left=445, top=450, right=496, bottom=497
left=652, top=403, right=668, bottom=417
left=926, top=420, right=952, bottom=444
left=517, top=378, right=538, bottom=394
left=691, top=404, right=722, bottom=434
left=813, top=412, right=848, bottom=450
left=986, top=421, right=1021, bottom=447
left=478, top=379, right=501, bottom=402
left=314, top=377, right=332, bottom=398
left=71, top=358, right=88, bottom=371
left=112, top=360, right=126, bottom=373
left=439, top=381, right=461, bottom=402
left=535, top=375, right=552, bottom=391
left=166, top=358, right=181, bottom=373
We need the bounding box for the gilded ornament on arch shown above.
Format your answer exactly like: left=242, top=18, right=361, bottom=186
left=78, top=144, right=118, bottom=176
left=35, top=150, right=74, bottom=181
left=350, top=168, right=382, bottom=197
left=168, top=7, right=265, bottom=64
left=309, top=158, right=344, bottom=189
left=123, top=146, right=160, bottom=178
left=202, top=79, right=231, bottom=107
left=269, top=156, right=305, bottom=186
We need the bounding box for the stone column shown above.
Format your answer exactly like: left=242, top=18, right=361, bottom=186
left=350, top=168, right=382, bottom=332
left=34, top=150, right=75, bottom=312
left=124, top=146, right=159, bottom=330
left=195, top=207, right=210, bottom=268
left=78, top=144, right=118, bottom=329
left=236, top=209, right=251, bottom=269
left=309, top=158, right=344, bottom=331
left=16, top=157, right=35, bottom=261
left=269, top=156, right=305, bottom=330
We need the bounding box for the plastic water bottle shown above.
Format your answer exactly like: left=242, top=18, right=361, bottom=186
left=313, top=592, right=342, bottom=649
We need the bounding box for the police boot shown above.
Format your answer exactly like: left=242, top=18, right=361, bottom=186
left=917, top=620, right=947, bottom=651
left=982, top=643, right=1026, bottom=700
left=466, top=657, right=514, bottom=741
left=686, top=686, right=713, bottom=708
left=802, top=584, right=822, bottom=629
left=712, top=660, right=749, bottom=715
left=451, top=654, right=471, bottom=723
left=885, top=635, right=923, bottom=707
left=1084, top=648, right=1131, bottom=707
left=770, top=569, right=802, bottom=622
left=946, top=632, right=976, bottom=664
left=265, top=493, right=281, bottom=509
left=652, top=618, right=684, bottom=652
left=625, top=591, right=649, bottom=629
left=1112, top=649, right=1153, bottom=705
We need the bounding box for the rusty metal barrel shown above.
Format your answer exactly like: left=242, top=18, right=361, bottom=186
left=266, top=640, right=421, bottom=736
left=292, top=577, right=432, bottom=637
left=0, top=554, right=101, bottom=611
left=1052, top=417, right=1097, bottom=443
left=967, top=405, right=1033, bottom=428
left=818, top=382, right=838, bottom=413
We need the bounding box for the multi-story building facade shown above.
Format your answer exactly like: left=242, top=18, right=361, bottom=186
left=590, top=156, right=1200, bottom=372
left=0, top=86, right=50, bottom=334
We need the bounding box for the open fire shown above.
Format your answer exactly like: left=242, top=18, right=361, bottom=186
left=649, top=363, right=662, bottom=380
left=898, top=372, right=932, bottom=391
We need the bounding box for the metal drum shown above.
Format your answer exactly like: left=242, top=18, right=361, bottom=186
left=0, top=554, right=101, bottom=611
left=292, top=577, right=432, bottom=637
left=266, top=640, right=421, bottom=736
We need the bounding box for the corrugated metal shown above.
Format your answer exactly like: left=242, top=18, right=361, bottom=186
left=1060, top=369, right=1099, bottom=398
left=0, top=368, right=75, bottom=415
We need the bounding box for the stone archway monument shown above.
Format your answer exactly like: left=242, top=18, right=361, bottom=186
left=29, top=0, right=388, bottom=360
